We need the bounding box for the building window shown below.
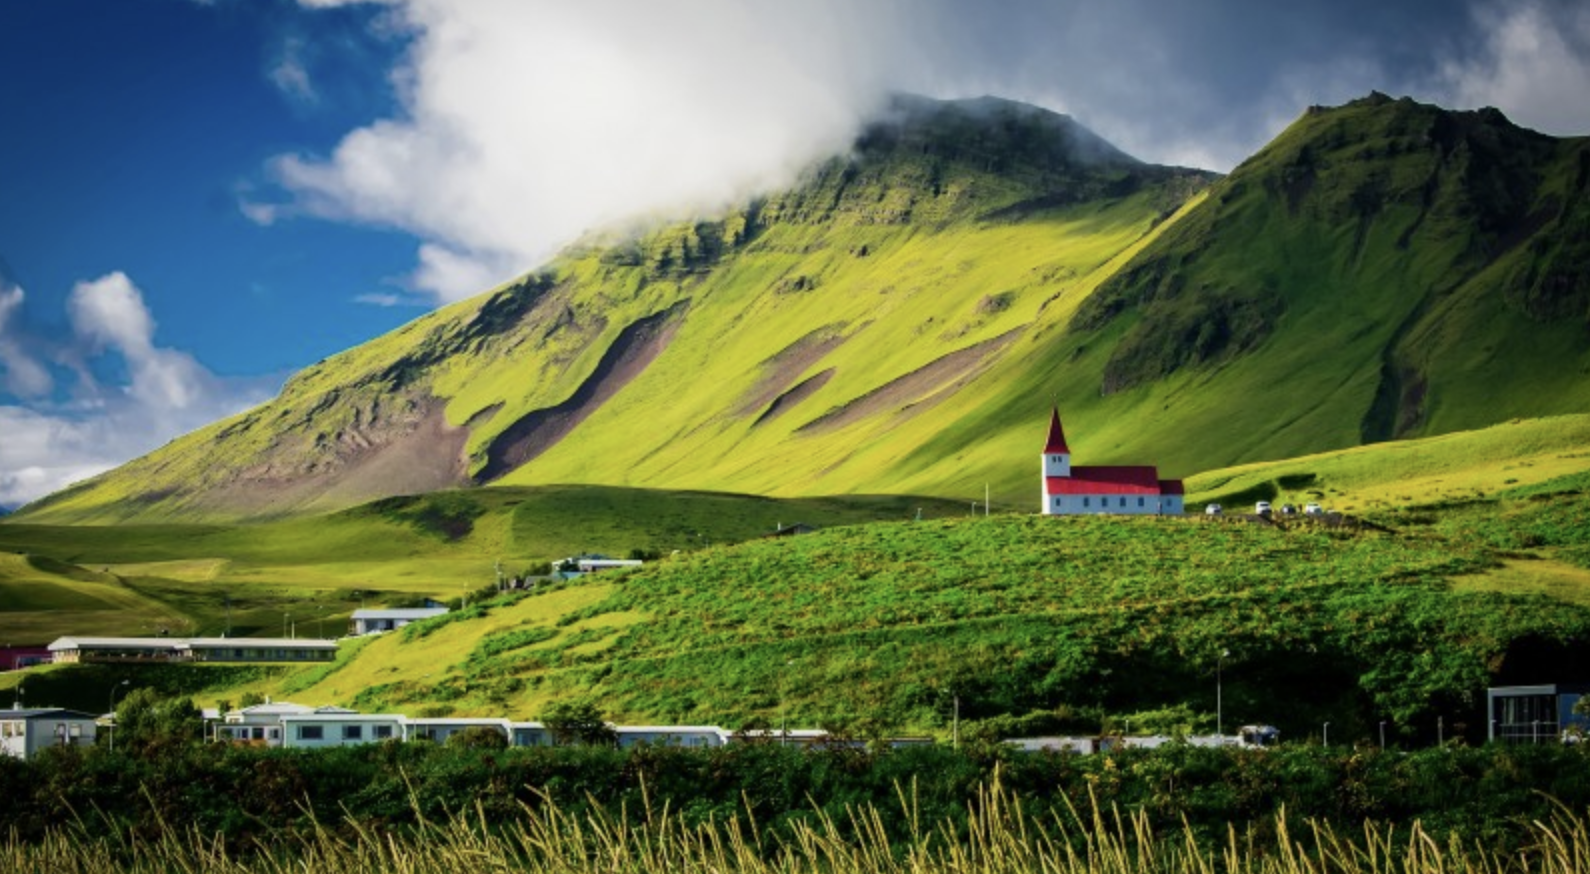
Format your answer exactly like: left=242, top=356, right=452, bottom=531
left=343, top=725, right=363, bottom=740
left=373, top=725, right=393, bottom=739
left=297, top=725, right=324, bottom=741
left=1138, top=497, right=1145, bottom=507
left=1083, top=497, right=1089, bottom=508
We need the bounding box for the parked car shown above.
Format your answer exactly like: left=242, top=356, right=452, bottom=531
left=1303, top=502, right=1323, bottom=515
left=1205, top=503, right=1223, bottom=515
left=1280, top=504, right=1297, bottom=515
left=1255, top=501, right=1272, bottom=517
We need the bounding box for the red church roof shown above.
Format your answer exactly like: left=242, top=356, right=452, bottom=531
left=1043, top=408, right=1070, bottom=454
left=1046, top=466, right=1174, bottom=496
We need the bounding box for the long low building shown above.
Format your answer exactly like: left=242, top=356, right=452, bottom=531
left=210, top=701, right=880, bottom=751
left=48, top=636, right=338, bottom=664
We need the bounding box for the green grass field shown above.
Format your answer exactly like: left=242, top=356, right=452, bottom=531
left=1187, top=414, right=1590, bottom=511
left=0, top=487, right=972, bottom=643
left=9, top=415, right=1590, bottom=739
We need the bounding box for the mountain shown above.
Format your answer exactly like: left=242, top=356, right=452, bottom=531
left=14, top=93, right=1590, bottom=524
left=1075, top=92, right=1590, bottom=456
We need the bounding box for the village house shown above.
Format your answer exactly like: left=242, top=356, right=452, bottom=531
left=1040, top=409, right=1185, bottom=516
left=1488, top=683, right=1590, bottom=743
left=0, top=708, right=99, bottom=759
left=349, top=607, right=448, bottom=636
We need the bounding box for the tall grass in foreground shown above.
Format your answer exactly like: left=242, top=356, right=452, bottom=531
left=5, top=785, right=1589, bottom=874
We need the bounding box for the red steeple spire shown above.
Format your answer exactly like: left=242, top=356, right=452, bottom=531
left=1044, top=407, right=1070, bottom=454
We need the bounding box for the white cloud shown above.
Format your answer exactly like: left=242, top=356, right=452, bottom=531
left=270, top=0, right=921, bottom=302
left=1435, top=1, right=1590, bottom=135
left=0, top=282, right=54, bottom=398
left=0, top=272, right=276, bottom=509
left=254, top=0, right=1590, bottom=309
left=353, top=291, right=412, bottom=307
left=270, top=37, right=318, bottom=104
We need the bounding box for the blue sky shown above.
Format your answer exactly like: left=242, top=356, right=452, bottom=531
left=2, top=0, right=1588, bottom=508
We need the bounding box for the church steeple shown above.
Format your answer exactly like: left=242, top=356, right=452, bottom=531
left=1042, top=408, right=1071, bottom=478
left=1043, top=408, right=1070, bottom=455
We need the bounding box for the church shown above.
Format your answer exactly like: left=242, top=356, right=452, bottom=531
left=1041, top=408, right=1184, bottom=515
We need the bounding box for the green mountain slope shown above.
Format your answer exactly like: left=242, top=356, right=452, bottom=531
left=1075, top=93, right=1590, bottom=460
left=13, top=93, right=1590, bottom=524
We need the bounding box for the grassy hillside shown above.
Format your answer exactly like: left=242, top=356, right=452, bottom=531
left=1187, top=414, right=1590, bottom=510
left=10, top=417, right=1590, bottom=741
left=173, top=472, right=1590, bottom=746
left=0, top=487, right=971, bottom=643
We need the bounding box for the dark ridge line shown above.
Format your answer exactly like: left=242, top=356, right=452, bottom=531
left=752, top=368, right=836, bottom=428
left=475, top=302, right=689, bottom=484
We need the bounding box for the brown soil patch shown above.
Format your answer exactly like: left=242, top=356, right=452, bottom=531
left=736, top=324, right=850, bottom=417
left=476, top=302, right=689, bottom=483
left=797, top=328, right=1024, bottom=434
left=209, top=393, right=470, bottom=516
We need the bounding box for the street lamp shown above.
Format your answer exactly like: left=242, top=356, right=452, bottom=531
left=1216, top=649, right=1229, bottom=737
left=1322, top=721, right=1329, bottom=747
left=1379, top=720, right=1387, bottom=749
left=107, top=680, right=130, bottom=752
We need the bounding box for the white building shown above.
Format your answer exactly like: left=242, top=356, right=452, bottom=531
left=1040, top=409, right=1184, bottom=516
left=0, top=708, right=99, bottom=758
left=179, top=638, right=337, bottom=663
left=218, top=701, right=357, bottom=746
left=511, top=722, right=553, bottom=747
left=349, top=608, right=449, bottom=635
left=614, top=725, right=730, bottom=748
left=279, top=713, right=406, bottom=749
left=407, top=717, right=512, bottom=744
left=47, top=636, right=337, bottom=664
